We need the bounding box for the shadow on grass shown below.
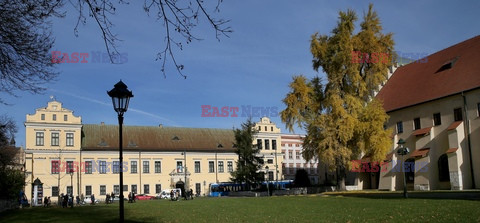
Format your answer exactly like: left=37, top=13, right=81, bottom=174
left=0, top=204, right=162, bottom=223
left=324, top=191, right=480, bottom=201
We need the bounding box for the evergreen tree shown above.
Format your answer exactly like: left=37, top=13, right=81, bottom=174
left=230, top=119, right=263, bottom=189
left=281, top=4, right=393, bottom=190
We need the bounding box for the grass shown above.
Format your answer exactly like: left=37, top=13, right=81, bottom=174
left=1, top=195, right=479, bottom=222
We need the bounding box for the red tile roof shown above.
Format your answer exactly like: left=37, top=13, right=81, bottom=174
left=377, top=36, right=480, bottom=112
left=447, top=121, right=463, bottom=131
left=410, top=148, right=430, bottom=158
left=412, top=127, right=432, bottom=136
left=446, top=148, right=458, bottom=154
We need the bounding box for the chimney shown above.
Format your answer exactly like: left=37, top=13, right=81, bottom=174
left=101, top=122, right=105, bottom=126
left=159, top=124, right=163, bottom=128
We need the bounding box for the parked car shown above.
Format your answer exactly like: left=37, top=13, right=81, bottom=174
left=135, top=194, right=155, bottom=200
left=83, top=196, right=99, bottom=204
left=156, top=190, right=173, bottom=199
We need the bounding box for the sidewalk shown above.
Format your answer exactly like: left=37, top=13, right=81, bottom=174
left=322, top=190, right=480, bottom=200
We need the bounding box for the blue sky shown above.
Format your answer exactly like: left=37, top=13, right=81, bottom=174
left=2, top=0, right=479, bottom=147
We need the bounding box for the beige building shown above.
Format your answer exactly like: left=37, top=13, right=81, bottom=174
left=24, top=101, right=285, bottom=205
left=374, top=35, right=480, bottom=191
left=253, top=117, right=284, bottom=182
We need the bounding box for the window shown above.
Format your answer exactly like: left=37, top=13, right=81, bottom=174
left=414, top=117, right=421, bottom=130
left=67, top=186, right=72, bottom=195
left=396, top=121, right=403, bottom=134
left=66, top=133, right=74, bottom=146
left=52, top=114, right=56, bottom=121
left=131, top=185, right=137, bottom=194
left=51, top=160, right=60, bottom=174
left=454, top=108, right=463, bottom=121
left=209, top=161, right=214, bottom=173
left=295, top=151, right=300, bottom=159
left=41, top=114, right=45, bottom=120
left=195, top=183, right=201, bottom=196
left=195, top=161, right=201, bottom=173
left=85, top=161, right=92, bottom=174
left=113, top=161, right=120, bottom=174
left=227, top=161, right=233, bottom=172
left=288, top=144, right=292, bottom=147
left=51, top=132, right=59, bottom=146
left=265, top=139, right=270, bottom=150
left=86, top=186, right=92, bottom=196
left=265, top=126, right=267, bottom=131
left=123, top=185, right=128, bottom=192
left=477, top=103, right=480, bottom=117
left=282, top=150, right=285, bottom=159
left=271, top=127, right=273, bottom=131
left=176, top=161, right=183, bottom=173
left=36, top=132, right=44, bottom=146
left=143, top=161, right=149, bottom=173
left=272, top=140, right=277, bottom=150
left=64, top=115, right=68, bottom=121
left=131, top=161, right=137, bottom=173
left=156, top=184, right=162, bottom=194
left=268, top=171, right=274, bottom=181
left=257, top=139, right=262, bottom=149
left=100, top=185, right=106, bottom=195
left=66, top=161, right=74, bottom=173
left=52, top=186, right=59, bottom=196
left=155, top=161, right=161, bottom=173
left=144, top=184, right=150, bottom=194
left=267, top=159, right=273, bottom=164
left=99, top=161, right=107, bottom=174
left=218, top=161, right=224, bottom=173
left=438, top=154, right=450, bottom=182
left=288, top=151, right=293, bottom=159
left=114, top=185, right=120, bottom=195
left=433, top=113, right=442, bottom=126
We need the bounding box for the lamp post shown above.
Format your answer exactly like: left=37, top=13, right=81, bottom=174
left=265, top=166, right=270, bottom=197
left=108, top=80, right=133, bottom=222
left=216, top=143, right=223, bottom=183
left=396, top=138, right=410, bottom=198
left=172, top=136, right=186, bottom=197
left=69, top=169, right=74, bottom=208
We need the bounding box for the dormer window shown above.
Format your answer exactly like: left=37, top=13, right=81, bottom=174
left=437, top=56, right=459, bottom=73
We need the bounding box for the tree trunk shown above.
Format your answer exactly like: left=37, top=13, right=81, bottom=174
left=336, top=165, right=346, bottom=191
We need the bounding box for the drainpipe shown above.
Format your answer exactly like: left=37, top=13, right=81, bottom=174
left=462, top=92, right=476, bottom=188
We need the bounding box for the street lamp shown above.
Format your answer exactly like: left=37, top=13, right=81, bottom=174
left=216, top=143, right=223, bottom=183
left=69, top=169, right=74, bottom=208
left=265, top=166, right=270, bottom=197
left=397, top=138, right=410, bottom=198
left=108, top=80, right=133, bottom=222
left=172, top=136, right=187, bottom=198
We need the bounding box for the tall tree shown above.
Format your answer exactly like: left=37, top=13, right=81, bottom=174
left=230, top=119, right=263, bottom=189
left=0, top=115, right=23, bottom=200
left=0, top=0, right=231, bottom=104
left=281, top=4, right=394, bottom=190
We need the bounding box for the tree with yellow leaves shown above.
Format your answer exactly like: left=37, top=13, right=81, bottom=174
left=281, top=4, right=394, bottom=190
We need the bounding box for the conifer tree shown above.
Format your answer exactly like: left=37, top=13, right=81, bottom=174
left=230, top=119, right=263, bottom=189
left=281, top=4, right=394, bottom=190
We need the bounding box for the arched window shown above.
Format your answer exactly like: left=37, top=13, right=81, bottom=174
left=438, top=154, right=450, bottom=182
left=405, top=158, right=415, bottom=183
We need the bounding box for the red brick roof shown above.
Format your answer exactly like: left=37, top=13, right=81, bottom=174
left=447, top=121, right=463, bottom=131
left=412, top=127, right=432, bottom=136
left=377, top=36, right=480, bottom=112
left=410, top=148, right=430, bottom=158
left=446, top=148, right=458, bottom=154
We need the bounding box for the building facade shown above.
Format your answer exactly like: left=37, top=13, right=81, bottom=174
left=375, top=35, right=480, bottom=191
left=23, top=101, right=289, bottom=205
left=281, top=134, right=324, bottom=185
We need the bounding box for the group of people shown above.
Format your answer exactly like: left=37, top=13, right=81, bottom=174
left=60, top=193, right=73, bottom=208
left=105, top=192, right=115, bottom=204
left=43, top=196, right=52, bottom=207
left=128, top=192, right=136, bottom=203
left=169, top=188, right=194, bottom=201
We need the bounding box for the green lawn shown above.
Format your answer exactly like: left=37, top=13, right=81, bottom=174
left=1, top=195, right=479, bottom=222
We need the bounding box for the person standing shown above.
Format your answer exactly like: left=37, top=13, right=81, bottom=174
left=91, top=194, right=95, bottom=205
